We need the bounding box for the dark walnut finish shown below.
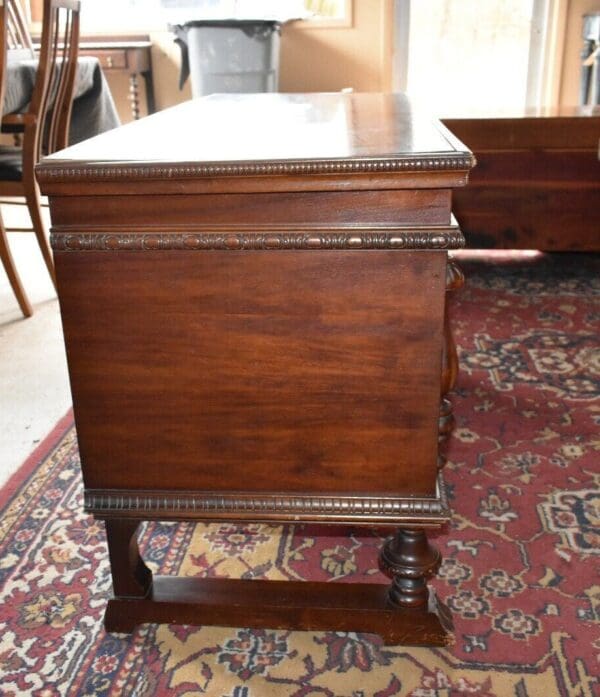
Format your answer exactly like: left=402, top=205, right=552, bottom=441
left=443, top=106, right=600, bottom=251
left=38, top=93, right=474, bottom=646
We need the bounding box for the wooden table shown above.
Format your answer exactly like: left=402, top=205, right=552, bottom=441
left=37, top=93, right=474, bottom=646
left=32, top=34, right=156, bottom=120
left=443, top=106, right=600, bottom=251
left=78, top=39, right=155, bottom=120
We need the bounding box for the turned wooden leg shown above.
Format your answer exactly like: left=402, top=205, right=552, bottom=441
left=129, top=73, right=141, bottom=120
left=380, top=528, right=441, bottom=608
left=439, top=256, right=464, bottom=468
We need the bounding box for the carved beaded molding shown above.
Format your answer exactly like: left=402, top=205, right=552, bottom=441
left=84, top=489, right=450, bottom=522
left=37, top=154, right=475, bottom=182
left=51, top=230, right=466, bottom=252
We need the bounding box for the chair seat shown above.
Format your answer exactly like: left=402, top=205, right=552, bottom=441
left=0, top=146, right=24, bottom=181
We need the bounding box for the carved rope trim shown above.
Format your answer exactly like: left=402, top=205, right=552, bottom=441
left=51, top=230, right=466, bottom=252
left=84, top=487, right=450, bottom=521
left=38, top=154, right=475, bottom=182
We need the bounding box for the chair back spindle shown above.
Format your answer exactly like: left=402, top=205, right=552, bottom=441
left=0, top=4, right=9, bottom=117
left=6, top=0, right=35, bottom=54
left=30, top=0, right=80, bottom=160
left=0, top=1, right=38, bottom=317
left=0, top=0, right=80, bottom=313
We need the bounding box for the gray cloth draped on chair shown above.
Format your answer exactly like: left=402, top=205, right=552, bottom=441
left=4, top=55, right=120, bottom=143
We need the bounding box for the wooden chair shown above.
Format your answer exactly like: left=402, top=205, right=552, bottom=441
left=6, top=0, right=35, bottom=55
left=0, top=0, right=32, bottom=316
left=0, top=0, right=80, bottom=317
left=2, top=1, right=34, bottom=151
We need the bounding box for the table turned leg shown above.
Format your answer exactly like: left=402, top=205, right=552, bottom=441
left=380, top=528, right=441, bottom=608
left=104, top=519, right=152, bottom=631
left=128, top=73, right=141, bottom=120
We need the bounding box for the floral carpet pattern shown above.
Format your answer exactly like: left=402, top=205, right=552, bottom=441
left=0, top=251, right=599, bottom=696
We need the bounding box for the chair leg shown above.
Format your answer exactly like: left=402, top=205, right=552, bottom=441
left=24, top=182, right=56, bottom=290
left=0, top=212, right=33, bottom=318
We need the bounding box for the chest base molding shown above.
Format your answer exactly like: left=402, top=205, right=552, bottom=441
left=85, top=480, right=450, bottom=527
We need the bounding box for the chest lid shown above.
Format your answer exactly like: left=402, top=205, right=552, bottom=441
left=37, top=92, right=474, bottom=195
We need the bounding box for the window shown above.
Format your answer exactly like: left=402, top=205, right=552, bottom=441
left=396, top=0, right=565, bottom=115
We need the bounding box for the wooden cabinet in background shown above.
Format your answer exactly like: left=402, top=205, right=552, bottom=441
left=444, top=107, right=600, bottom=251
left=31, top=31, right=156, bottom=120
left=77, top=36, right=155, bottom=120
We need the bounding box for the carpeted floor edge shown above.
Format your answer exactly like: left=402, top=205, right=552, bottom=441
left=0, top=408, right=74, bottom=507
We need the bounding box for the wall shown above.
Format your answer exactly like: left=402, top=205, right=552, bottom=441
left=105, top=0, right=394, bottom=123
left=108, top=33, right=190, bottom=124
left=279, top=0, right=392, bottom=93
left=559, top=0, right=600, bottom=105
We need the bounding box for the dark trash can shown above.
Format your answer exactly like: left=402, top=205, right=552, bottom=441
left=171, top=19, right=281, bottom=98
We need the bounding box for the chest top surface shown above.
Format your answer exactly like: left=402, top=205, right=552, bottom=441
left=37, top=93, right=473, bottom=192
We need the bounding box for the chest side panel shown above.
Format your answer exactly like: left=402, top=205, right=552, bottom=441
left=56, top=248, right=446, bottom=498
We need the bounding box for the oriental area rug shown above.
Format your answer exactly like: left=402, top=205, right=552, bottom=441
left=0, top=252, right=598, bottom=697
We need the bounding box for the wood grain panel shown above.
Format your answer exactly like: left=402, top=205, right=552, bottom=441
left=57, top=249, right=446, bottom=497
left=463, top=150, right=600, bottom=184
left=453, top=149, right=600, bottom=250
left=444, top=115, right=600, bottom=150
left=104, top=576, right=452, bottom=645
left=454, top=186, right=600, bottom=250
left=48, top=189, right=453, bottom=229
left=444, top=115, right=600, bottom=251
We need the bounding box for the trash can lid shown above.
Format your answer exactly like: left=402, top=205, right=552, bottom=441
left=170, top=18, right=282, bottom=30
